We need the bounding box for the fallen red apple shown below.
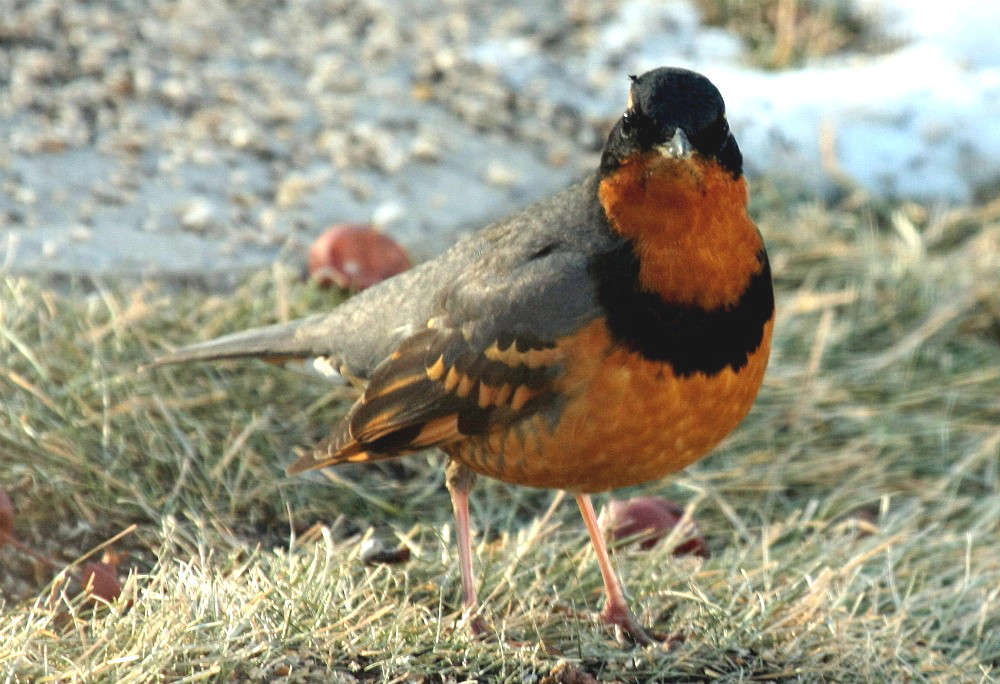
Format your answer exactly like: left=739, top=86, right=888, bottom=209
left=600, top=496, right=708, bottom=556
left=360, top=537, right=412, bottom=566
left=0, top=488, right=13, bottom=547
left=308, top=224, right=411, bottom=291
left=80, top=560, right=122, bottom=604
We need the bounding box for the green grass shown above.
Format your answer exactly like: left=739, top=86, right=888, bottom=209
left=2, top=189, right=1000, bottom=682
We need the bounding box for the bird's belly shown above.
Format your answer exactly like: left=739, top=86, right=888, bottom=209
left=452, top=319, right=773, bottom=492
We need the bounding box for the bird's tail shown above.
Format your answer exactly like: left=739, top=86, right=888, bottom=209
left=143, top=315, right=327, bottom=370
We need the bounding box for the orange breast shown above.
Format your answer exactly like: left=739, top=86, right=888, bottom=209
left=450, top=317, right=773, bottom=492
left=598, top=153, right=763, bottom=310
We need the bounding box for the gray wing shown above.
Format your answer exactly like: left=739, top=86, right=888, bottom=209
left=149, top=173, right=615, bottom=382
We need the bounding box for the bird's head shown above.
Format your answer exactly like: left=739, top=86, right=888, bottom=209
left=599, top=67, right=742, bottom=181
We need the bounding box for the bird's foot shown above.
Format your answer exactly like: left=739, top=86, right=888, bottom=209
left=599, top=601, right=656, bottom=646
left=457, top=611, right=493, bottom=640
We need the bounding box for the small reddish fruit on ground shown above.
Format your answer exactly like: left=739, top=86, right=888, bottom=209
left=0, top=488, right=14, bottom=547
left=80, top=561, right=122, bottom=603
left=308, top=224, right=410, bottom=291
left=600, top=496, right=708, bottom=556
left=360, top=537, right=412, bottom=565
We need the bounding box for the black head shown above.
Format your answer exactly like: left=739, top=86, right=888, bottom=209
left=599, top=67, right=742, bottom=179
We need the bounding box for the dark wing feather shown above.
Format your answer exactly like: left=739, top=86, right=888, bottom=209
left=287, top=249, right=602, bottom=474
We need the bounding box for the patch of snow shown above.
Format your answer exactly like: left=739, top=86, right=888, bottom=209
left=856, top=0, right=1000, bottom=68
left=469, top=0, right=1000, bottom=204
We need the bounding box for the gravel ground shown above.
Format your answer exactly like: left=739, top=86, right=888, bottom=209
left=1, top=0, right=626, bottom=283
left=3, top=0, right=998, bottom=283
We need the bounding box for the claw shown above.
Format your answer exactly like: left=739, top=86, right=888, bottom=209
left=464, top=612, right=492, bottom=639
left=600, top=601, right=655, bottom=646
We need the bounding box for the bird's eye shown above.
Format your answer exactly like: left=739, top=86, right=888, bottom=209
left=621, top=110, right=634, bottom=136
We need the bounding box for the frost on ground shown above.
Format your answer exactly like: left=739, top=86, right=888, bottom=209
left=1, top=0, right=997, bottom=281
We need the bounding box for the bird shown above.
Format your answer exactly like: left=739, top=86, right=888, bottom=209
left=149, top=66, right=774, bottom=645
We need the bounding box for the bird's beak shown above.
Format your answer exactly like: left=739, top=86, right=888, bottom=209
left=656, top=127, right=692, bottom=159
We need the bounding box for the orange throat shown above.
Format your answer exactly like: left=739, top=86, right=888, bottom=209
left=598, top=154, right=764, bottom=310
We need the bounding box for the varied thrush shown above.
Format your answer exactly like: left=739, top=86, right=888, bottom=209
left=151, top=67, right=774, bottom=645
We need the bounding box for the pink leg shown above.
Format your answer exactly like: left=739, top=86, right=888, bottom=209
left=576, top=494, right=654, bottom=645
left=446, top=460, right=489, bottom=636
